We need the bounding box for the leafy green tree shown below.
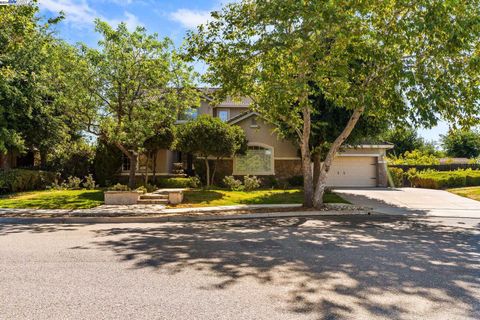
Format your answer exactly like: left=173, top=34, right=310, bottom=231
left=383, top=127, right=429, bottom=157
left=176, top=115, right=248, bottom=186
left=187, top=0, right=480, bottom=207
left=441, top=129, right=480, bottom=158
left=0, top=4, right=83, bottom=168
left=143, top=125, right=175, bottom=184
left=70, top=20, right=199, bottom=188
left=93, top=142, right=123, bottom=187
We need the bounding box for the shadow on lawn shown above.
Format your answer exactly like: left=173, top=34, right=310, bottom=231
left=84, top=216, right=479, bottom=319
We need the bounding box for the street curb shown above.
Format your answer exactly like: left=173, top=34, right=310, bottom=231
left=0, top=209, right=373, bottom=224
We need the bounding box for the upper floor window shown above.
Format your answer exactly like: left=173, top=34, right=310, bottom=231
left=178, top=108, right=198, bottom=121
left=122, top=154, right=131, bottom=171
left=218, top=109, right=229, bottom=122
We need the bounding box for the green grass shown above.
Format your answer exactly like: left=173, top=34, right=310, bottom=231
left=0, top=189, right=104, bottom=209
left=177, top=189, right=348, bottom=207
left=448, top=187, right=480, bottom=202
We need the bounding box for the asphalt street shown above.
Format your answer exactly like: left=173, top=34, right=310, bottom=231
left=1, top=215, right=479, bottom=320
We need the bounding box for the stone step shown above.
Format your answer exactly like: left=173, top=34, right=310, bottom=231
left=137, top=199, right=169, bottom=205
left=139, top=194, right=168, bottom=200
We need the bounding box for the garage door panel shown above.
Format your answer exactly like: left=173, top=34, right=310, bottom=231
left=326, top=156, right=377, bottom=187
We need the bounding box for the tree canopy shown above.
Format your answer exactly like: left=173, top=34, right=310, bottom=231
left=69, top=20, right=199, bottom=188
left=441, top=129, right=480, bottom=158
left=187, top=0, right=480, bottom=207
left=176, top=115, right=248, bottom=186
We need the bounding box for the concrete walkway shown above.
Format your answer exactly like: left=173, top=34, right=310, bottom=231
left=335, top=187, right=480, bottom=218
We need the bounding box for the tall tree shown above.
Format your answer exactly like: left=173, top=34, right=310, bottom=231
left=70, top=20, right=199, bottom=188
left=441, top=129, right=480, bottom=158
left=176, top=115, right=248, bottom=186
left=187, top=0, right=480, bottom=207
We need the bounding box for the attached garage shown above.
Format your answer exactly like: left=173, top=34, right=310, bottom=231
left=326, top=156, right=378, bottom=187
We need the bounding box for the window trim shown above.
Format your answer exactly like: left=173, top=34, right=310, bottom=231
left=233, top=143, right=275, bottom=175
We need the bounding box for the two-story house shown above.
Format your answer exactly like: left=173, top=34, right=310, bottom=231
left=121, top=91, right=393, bottom=187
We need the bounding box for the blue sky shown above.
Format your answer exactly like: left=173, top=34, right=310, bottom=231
left=37, top=0, right=449, bottom=143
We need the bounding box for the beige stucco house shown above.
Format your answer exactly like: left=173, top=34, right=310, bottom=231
left=122, top=94, right=393, bottom=187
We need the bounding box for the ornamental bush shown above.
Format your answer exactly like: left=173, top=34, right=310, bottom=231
left=223, top=176, right=243, bottom=191
left=388, top=167, right=404, bottom=187
left=244, top=175, right=261, bottom=191
left=388, top=150, right=440, bottom=166
left=0, top=169, right=57, bottom=194
left=408, top=169, right=480, bottom=189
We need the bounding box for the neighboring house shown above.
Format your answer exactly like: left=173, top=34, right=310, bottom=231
left=0, top=150, right=36, bottom=170
left=121, top=90, right=393, bottom=187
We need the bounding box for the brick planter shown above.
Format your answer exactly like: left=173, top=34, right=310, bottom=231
left=104, top=191, right=141, bottom=205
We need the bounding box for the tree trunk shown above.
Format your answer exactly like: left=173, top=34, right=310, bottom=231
left=144, top=154, right=149, bottom=185
left=128, top=153, right=138, bottom=189
left=210, top=158, right=219, bottom=186
left=152, top=151, right=157, bottom=185
left=40, top=149, right=48, bottom=170
left=313, top=107, right=365, bottom=207
left=113, top=142, right=138, bottom=189
left=301, top=105, right=314, bottom=207
left=204, top=158, right=210, bottom=187
left=313, top=152, right=321, bottom=192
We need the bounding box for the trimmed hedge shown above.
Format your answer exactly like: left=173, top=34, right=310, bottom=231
left=156, top=177, right=194, bottom=188
left=0, top=169, right=57, bottom=194
left=409, top=169, right=480, bottom=189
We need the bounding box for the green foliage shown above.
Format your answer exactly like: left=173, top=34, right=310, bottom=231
left=388, top=167, right=404, bottom=188
left=186, top=0, right=480, bottom=205
left=93, top=142, right=122, bottom=187
left=70, top=20, right=199, bottom=188
left=441, top=129, right=480, bottom=158
left=243, top=175, right=261, bottom=191
left=188, top=176, right=201, bottom=188
left=383, top=127, right=438, bottom=157
left=47, top=140, right=95, bottom=179
left=135, top=186, right=148, bottom=194
left=0, top=169, right=57, bottom=194
left=176, top=114, right=248, bottom=186
left=156, top=177, right=195, bottom=188
left=409, top=169, right=480, bottom=189
left=82, top=174, right=96, bottom=190
left=223, top=176, right=244, bottom=191
left=176, top=115, right=248, bottom=159
left=388, top=150, right=440, bottom=166
left=0, top=4, right=81, bottom=157
left=64, top=176, right=82, bottom=190
left=108, top=183, right=130, bottom=191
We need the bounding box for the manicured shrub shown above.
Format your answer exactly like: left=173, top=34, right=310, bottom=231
left=408, top=169, right=480, bottom=189
left=223, top=176, right=243, bottom=191
left=244, top=175, right=261, bottom=191
left=187, top=176, right=201, bottom=188
left=388, top=167, right=404, bottom=187
left=64, top=176, right=82, bottom=190
left=108, top=183, right=130, bottom=191
left=287, top=175, right=304, bottom=187
left=156, top=177, right=192, bottom=188
left=83, top=174, right=96, bottom=190
left=0, top=169, right=57, bottom=194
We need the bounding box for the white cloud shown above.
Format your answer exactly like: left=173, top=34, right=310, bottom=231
left=39, top=0, right=97, bottom=25
left=106, top=11, right=143, bottom=31
left=169, top=8, right=211, bottom=29
left=39, top=0, right=142, bottom=31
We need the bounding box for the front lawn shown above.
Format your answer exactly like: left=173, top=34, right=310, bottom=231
left=176, top=189, right=348, bottom=207
left=448, top=187, right=480, bottom=202
left=0, top=190, right=104, bottom=209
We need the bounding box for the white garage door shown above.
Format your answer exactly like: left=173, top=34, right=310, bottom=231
left=326, top=156, right=377, bottom=187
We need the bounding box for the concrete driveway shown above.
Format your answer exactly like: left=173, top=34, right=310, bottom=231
left=335, top=188, right=480, bottom=218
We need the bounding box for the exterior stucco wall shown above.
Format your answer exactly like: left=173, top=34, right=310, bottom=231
left=235, top=116, right=299, bottom=158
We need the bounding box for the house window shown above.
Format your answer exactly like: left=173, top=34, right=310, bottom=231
left=234, top=145, right=274, bottom=175
left=122, top=155, right=130, bottom=171
left=250, top=116, right=258, bottom=128
left=178, top=108, right=198, bottom=121
left=218, top=109, right=229, bottom=122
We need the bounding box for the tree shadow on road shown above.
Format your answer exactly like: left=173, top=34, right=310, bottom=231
left=0, top=223, right=85, bottom=236
left=84, top=216, right=480, bottom=320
